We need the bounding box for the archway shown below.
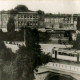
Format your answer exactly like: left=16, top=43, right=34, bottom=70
left=45, top=72, right=77, bottom=80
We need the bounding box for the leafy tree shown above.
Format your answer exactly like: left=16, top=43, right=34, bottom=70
left=39, top=31, right=50, bottom=43
left=64, top=31, right=72, bottom=41
left=14, top=27, right=52, bottom=80
left=7, top=17, right=15, bottom=32
left=14, top=5, right=29, bottom=12
left=0, top=41, right=15, bottom=61
left=73, top=34, right=80, bottom=50
left=32, top=28, right=39, bottom=44
left=0, top=29, right=2, bottom=33
left=37, top=10, right=44, bottom=15
left=9, top=9, right=18, bottom=16
left=0, top=41, right=16, bottom=80
left=37, top=10, right=44, bottom=20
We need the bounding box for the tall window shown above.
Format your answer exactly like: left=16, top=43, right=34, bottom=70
left=24, top=15, right=26, bottom=18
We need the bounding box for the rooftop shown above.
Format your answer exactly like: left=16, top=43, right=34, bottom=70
left=0, top=11, right=37, bottom=14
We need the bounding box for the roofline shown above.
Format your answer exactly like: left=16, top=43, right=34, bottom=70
left=0, top=11, right=37, bottom=14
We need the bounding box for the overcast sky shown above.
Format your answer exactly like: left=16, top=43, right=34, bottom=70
left=0, top=0, right=80, bottom=14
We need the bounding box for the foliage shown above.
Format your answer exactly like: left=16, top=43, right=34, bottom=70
left=0, top=29, right=3, bottom=33
left=73, top=34, right=80, bottom=50
left=64, top=31, right=72, bottom=41
left=14, top=27, right=52, bottom=80
left=7, top=17, right=15, bottom=32
left=39, top=31, right=50, bottom=43
left=0, top=30, right=50, bottom=43
left=0, top=41, right=15, bottom=61
left=37, top=10, right=44, bottom=20
left=32, top=28, right=40, bottom=44
left=9, top=9, right=18, bottom=17
left=25, top=27, right=39, bottom=46
left=0, top=41, right=16, bottom=80
left=37, top=10, right=44, bottom=15
left=14, top=5, right=29, bottom=12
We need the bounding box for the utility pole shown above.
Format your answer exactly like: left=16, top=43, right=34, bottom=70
left=24, top=26, right=26, bottom=46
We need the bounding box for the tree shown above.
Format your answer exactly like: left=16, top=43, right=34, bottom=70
left=77, top=17, right=80, bottom=31
left=8, top=9, right=18, bottom=16
left=7, top=17, right=15, bottom=32
left=37, top=10, right=44, bottom=20
left=37, top=10, right=44, bottom=15
left=39, top=31, right=50, bottom=43
left=73, top=34, right=80, bottom=50
left=0, top=41, right=15, bottom=61
left=14, top=27, right=52, bottom=80
left=64, top=31, right=72, bottom=41
left=14, top=5, right=29, bottom=12
left=0, top=41, right=16, bottom=80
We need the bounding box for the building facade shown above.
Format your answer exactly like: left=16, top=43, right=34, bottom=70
left=0, top=11, right=78, bottom=32
left=0, top=11, right=39, bottom=32
left=15, top=12, right=39, bottom=31
left=0, top=11, right=10, bottom=32
left=44, top=14, right=77, bottom=31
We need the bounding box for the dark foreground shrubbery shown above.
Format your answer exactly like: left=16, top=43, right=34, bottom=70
left=0, top=29, right=50, bottom=43
left=0, top=27, right=52, bottom=80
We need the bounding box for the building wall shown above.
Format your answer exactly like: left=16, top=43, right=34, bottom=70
left=15, top=12, right=39, bottom=30
left=0, top=11, right=39, bottom=31
left=0, top=12, right=78, bottom=32
left=44, top=15, right=77, bottom=30
left=0, top=12, right=10, bottom=30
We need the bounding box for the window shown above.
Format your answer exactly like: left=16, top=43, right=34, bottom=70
left=24, top=22, right=26, bottom=25
left=24, top=15, right=26, bottom=18
left=30, top=22, right=32, bottom=26
left=18, top=22, right=20, bottom=24
left=33, top=16, right=35, bottom=18
left=18, top=16, right=20, bottom=18
left=30, top=15, right=32, bottom=18
left=21, top=15, right=23, bottom=18
left=33, top=22, right=36, bottom=25
left=27, top=16, right=29, bottom=18
left=27, top=22, right=29, bottom=26
left=36, top=16, right=38, bottom=18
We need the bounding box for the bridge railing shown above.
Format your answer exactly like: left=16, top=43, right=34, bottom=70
left=45, top=62, right=80, bottom=74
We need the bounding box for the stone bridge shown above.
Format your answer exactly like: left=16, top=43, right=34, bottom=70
left=35, top=62, right=80, bottom=80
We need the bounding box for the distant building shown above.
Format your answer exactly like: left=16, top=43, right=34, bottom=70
left=44, top=14, right=78, bottom=41
left=44, top=14, right=77, bottom=31
left=0, top=11, right=39, bottom=32
left=0, top=11, right=10, bottom=32
left=15, top=12, right=39, bottom=31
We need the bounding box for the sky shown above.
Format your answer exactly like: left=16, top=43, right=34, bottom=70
left=0, top=0, right=80, bottom=14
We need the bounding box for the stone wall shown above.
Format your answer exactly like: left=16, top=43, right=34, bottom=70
left=34, top=72, right=49, bottom=80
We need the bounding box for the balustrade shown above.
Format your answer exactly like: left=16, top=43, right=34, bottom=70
left=46, top=62, right=80, bottom=73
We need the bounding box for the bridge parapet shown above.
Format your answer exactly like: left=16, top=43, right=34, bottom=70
left=35, top=62, right=80, bottom=80
left=45, top=62, right=80, bottom=75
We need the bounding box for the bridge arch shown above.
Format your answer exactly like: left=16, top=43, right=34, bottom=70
left=45, top=72, right=77, bottom=80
